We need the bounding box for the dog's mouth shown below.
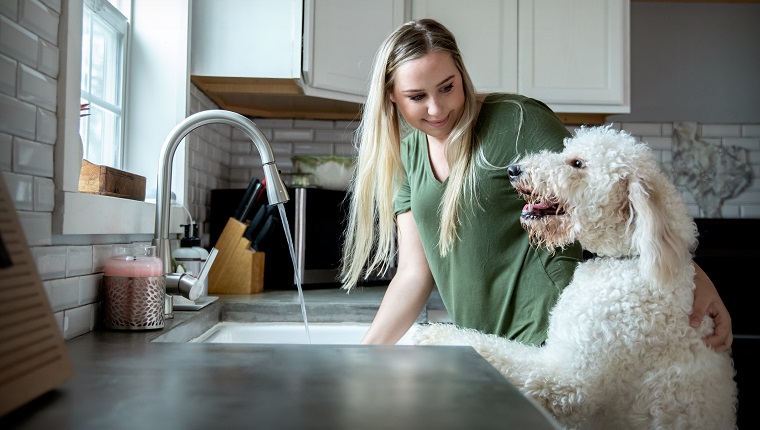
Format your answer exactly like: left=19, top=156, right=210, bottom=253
left=515, top=188, right=565, bottom=219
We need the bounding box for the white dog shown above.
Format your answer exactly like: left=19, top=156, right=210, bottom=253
left=414, top=126, right=737, bottom=429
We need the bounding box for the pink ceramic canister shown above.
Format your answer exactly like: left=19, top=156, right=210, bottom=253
left=102, top=245, right=165, bottom=330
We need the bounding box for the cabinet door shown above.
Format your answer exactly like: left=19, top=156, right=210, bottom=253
left=518, top=0, right=629, bottom=112
left=303, top=0, right=406, bottom=102
left=411, top=0, right=518, bottom=94
left=191, top=0, right=302, bottom=78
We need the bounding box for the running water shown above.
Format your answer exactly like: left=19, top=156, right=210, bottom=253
left=276, top=203, right=311, bottom=344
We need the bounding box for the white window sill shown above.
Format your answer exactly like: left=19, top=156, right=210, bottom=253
left=58, top=191, right=184, bottom=236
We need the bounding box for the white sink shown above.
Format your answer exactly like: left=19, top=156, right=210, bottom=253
left=189, top=321, right=420, bottom=345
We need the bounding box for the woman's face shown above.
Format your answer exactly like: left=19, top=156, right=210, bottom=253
left=390, top=51, right=465, bottom=143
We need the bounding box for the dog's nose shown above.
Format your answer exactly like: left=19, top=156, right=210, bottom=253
left=507, top=164, right=522, bottom=181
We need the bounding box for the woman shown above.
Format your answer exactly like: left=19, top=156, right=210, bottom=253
left=340, top=19, right=732, bottom=350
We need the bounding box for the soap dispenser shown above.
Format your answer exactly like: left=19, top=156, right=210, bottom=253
left=173, top=224, right=202, bottom=278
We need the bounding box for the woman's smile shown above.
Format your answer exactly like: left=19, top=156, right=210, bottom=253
left=426, top=115, right=450, bottom=128
left=389, top=51, right=465, bottom=143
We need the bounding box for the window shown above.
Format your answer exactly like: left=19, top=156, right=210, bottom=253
left=79, top=0, right=129, bottom=168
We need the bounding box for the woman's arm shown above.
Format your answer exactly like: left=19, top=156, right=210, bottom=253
left=690, top=261, right=733, bottom=352
left=361, top=211, right=436, bottom=345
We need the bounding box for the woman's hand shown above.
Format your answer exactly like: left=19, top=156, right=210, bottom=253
left=690, top=262, right=733, bottom=352
left=360, top=211, right=435, bottom=345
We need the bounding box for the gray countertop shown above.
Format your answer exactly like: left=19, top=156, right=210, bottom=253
left=1, top=286, right=561, bottom=430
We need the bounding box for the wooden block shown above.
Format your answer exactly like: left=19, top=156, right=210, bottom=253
left=78, top=160, right=147, bottom=201
left=209, top=218, right=265, bottom=295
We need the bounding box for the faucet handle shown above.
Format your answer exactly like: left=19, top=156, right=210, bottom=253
left=189, top=247, right=218, bottom=300
left=172, top=247, right=219, bottom=301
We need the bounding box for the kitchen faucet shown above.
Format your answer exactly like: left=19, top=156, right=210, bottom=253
left=152, top=110, right=290, bottom=308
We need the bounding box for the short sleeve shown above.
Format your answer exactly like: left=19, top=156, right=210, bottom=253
left=394, top=167, right=411, bottom=215
left=477, top=95, right=571, bottom=168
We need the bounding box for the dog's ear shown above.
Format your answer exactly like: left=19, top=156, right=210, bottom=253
left=628, top=174, right=691, bottom=285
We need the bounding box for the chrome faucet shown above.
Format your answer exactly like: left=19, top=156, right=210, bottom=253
left=152, top=110, right=290, bottom=307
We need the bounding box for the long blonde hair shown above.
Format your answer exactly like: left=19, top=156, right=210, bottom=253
left=340, top=19, right=479, bottom=290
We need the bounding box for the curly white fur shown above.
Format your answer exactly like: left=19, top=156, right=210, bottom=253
left=415, top=126, right=737, bottom=430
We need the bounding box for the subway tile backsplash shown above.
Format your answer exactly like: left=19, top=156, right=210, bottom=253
left=0, top=2, right=758, bottom=342
left=18, top=62, right=56, bottom=110
left=0, top=14, right=39, bottom=67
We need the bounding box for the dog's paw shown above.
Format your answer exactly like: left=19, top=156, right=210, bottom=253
left=413, top=323, right=465, bottom=346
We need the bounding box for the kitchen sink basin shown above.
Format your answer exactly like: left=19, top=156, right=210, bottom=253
left=189, top=321, right=420, bottom=345
left=149, top=287, right=450, bottom=345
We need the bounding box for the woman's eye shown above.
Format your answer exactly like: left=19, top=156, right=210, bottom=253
left=409, top=94, right=425, bottom=102
left=569, top=159, right=585, bottom=169
left=441, top=83, right=454, bottom=93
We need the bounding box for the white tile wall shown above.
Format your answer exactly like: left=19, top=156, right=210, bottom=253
left=743, top=125, right=760, bottom=136
left=2, top=171, right=33, bottom=210
left=38, top=0, right=61, bottom=14
left=0, top=92, right=36, bottom=139
left=701, top=124, right=742, bottom=138
left=37, top=38, right=58, bottom=77
left=35, top=106, right=55, bottom=144
left=0, top=14, right=38, bottom=67
left=62, top=303, right=96, bottom=340
left=18, top=63, right=56, bottom=110
left=613, top=122, right=760, bottom=219
left=66, top=245, right=93, bottom=277
left=19, top=0, right=58, bottom=45
left=43, top=276, right=79, bottom=312
left=14, top=135, right=53, bottom=176
left=18, top=210, right=51, bottom=246
left=0, top=1, right=18, bottom=19
left=31, top=244, right=67, bottom=280
left=0, top=132, right=11, bottom=170
left=79, top=274, right=101, bottom=305
left=33, top=177, right=55, bottom=212
left=52, top=309, right=64, bottom=333
left=89, top=243, right=110, bottom=270
left=0, top=52, right=15, bottom=95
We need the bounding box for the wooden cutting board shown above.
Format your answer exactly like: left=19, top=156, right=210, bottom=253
left=78, top=160, right=147, bottom=201
left=0, top=176, right=74, bottom=416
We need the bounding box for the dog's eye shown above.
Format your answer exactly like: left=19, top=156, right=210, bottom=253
left=569, top=159, right=585, bottom=169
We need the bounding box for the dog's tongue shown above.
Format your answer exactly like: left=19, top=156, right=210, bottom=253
left=524, top=203, right=551, bottom=211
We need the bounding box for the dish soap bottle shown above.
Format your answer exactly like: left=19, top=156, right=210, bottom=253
left=173, top=224, right=202, bottom=278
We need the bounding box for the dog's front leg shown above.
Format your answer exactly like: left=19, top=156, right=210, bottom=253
left=415, top=324, right=593, bottom=428
left=413, top=324, right=548, bottom=383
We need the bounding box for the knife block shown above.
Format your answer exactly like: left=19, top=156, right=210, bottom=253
left=208, top=218, right=265, bottom=294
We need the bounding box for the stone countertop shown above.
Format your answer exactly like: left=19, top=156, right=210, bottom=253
left=0, top=287, right=562, bottom=430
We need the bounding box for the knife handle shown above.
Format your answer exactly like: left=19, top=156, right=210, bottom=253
left=239, top=182, right=264, bottom=222
left=233, top=177, right=260, bottom=220
left=243, top=205, right=268, bottom=241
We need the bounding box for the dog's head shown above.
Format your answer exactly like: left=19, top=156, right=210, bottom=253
left=509, top=126, right=698, bottom=284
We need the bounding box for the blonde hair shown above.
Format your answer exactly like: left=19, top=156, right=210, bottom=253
left=340, top=19, right=480, bottom=290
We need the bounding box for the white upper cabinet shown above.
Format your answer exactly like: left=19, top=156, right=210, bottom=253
left=303, top=0, right=406, bottom=102
left=191, top=0, right=303, bottom=78
left=411, top=0, right=630, bottom=114
left=411, top=0, right=519, bottom=94
left=191, top=0, right=404, bottom=105
left=518, top=0, right=628, bottom=113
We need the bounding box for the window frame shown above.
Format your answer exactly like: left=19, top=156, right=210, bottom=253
left=54, top=0, right=189, bottom=237
left=80, top=0, right=129, bottom=169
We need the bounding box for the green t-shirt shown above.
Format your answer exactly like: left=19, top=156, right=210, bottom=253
left=394, top=93, right=582, bottom=346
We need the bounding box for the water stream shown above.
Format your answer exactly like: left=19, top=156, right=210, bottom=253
left=276, top=203, right=311, bottom=344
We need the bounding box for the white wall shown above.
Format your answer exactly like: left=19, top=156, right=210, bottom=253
left=609, top=2, right=760, bottom=123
